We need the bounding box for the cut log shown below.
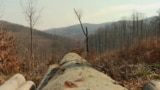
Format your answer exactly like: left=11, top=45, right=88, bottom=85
left=17, top=81, right=36, bottom=90
left=0, top=74, right=26, bottom=90
left=142, top=80, right=160, bottom=90
left=39, top=53, right=128, bottom=90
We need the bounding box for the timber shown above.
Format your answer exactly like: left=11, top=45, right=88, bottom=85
left=0, top=74, right=35, bottom=90
left=38, top=53, right=128, bottom=90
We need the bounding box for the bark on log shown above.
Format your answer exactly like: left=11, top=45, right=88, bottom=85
left=38, top=53, right=128, bottom=90
left=142, top=80, right=160, bottom=90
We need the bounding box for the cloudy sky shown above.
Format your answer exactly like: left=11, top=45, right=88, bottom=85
left=1, top=0, right=160, bottom=30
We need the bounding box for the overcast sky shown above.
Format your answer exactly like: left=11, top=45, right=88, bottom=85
left=1, top=0, right=160, bottom=30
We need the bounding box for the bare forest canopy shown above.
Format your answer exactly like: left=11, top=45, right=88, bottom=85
left=44, top=14, right=160, bottom=54
left=88, top=15, right=160, bottom=53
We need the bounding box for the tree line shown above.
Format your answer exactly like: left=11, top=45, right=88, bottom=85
left=88, top=10, right=160, bottom=53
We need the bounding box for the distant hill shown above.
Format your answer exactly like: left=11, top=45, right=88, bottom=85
left=0, top=20, right=76, bottom=44
left=0, top=20, right=53, bottom=39
left=44, top=16, right=157, bottom=40
left=45, top=23, right=111, bottom=40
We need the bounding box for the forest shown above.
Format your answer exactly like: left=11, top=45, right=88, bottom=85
left=0, top=0, right=160, bottom=89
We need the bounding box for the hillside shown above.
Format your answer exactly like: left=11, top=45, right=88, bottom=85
left=88, top=16, right=158, bottom=53
left=0, top=20, right=77, bottom=60
left=0, top=20, right=53, bottom=38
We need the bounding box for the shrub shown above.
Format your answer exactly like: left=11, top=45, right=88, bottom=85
left=0, top=29, right=21, bottom=74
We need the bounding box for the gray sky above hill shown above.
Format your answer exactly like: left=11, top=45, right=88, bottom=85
left=1, top=0, right=160, bottom=30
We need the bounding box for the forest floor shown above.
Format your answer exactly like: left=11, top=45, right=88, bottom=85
left=86, top=38, right=160, bottom=90
left=0, top=37, right=160, bottom=90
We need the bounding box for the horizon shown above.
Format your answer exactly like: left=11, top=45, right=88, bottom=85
left=1, top=0, right=160, bottom=30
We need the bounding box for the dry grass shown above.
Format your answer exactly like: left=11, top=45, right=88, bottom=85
left=86, top=38, right=160, bottom=90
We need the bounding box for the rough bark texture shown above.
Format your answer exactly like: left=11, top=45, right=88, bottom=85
left=38, top=53, right=128, bottom=90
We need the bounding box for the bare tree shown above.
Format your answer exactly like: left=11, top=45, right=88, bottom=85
left=156, top=9, right=160, bottom=36
left=21, top=0, right=41, bottom=58
left=0, top=0, right=4, bottom=27
left=74, top=8, right=89, bottom=55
